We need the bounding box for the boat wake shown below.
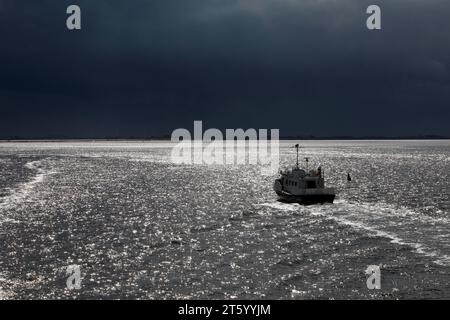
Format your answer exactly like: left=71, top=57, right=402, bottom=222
left=258, top=199, right=450, bottom=267
left=0, top=159, right=55, bottom=212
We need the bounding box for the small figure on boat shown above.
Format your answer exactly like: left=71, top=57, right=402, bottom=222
left=347, top=173, right=352, bottom=182
left=273, top=144, right=336, bottom=205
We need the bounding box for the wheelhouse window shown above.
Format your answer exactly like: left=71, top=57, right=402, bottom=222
left=306, top=181, right=316, bottom=188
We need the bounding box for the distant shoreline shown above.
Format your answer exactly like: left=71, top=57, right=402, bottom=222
left=1, top=135, right=449, bottom=142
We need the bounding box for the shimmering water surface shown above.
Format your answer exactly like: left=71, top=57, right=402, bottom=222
left=0, top=140, right=449, bottom=299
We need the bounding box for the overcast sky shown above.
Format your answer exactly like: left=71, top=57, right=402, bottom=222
left=0, top=0, right=449, bottom=138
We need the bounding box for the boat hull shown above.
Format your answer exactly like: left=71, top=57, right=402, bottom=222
left=276, top=191, right=335, bottom=205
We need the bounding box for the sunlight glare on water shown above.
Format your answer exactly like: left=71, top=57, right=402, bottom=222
left=0, top=140, right=449, bottom=299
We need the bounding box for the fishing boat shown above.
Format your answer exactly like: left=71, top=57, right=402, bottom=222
left=273, top=144, right=336, bottom=205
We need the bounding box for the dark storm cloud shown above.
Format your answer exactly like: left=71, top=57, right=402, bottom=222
left=0, top=0, right=449, bottom=138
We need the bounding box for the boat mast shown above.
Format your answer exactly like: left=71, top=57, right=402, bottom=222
left=295, top=144, right=299, bottom=168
